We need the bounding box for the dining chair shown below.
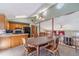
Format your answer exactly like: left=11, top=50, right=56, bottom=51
left=22, top=38, right=36, bottom=56
left=45, top=37, right=60, bottom=56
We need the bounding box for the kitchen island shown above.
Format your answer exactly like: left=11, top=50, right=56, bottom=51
left=0, top=34, right=28, bottom=50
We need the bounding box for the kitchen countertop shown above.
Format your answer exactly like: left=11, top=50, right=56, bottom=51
left=0, top=33, right=28, bottom=37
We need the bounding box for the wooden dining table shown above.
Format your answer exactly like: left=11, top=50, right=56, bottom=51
left=27, top=36, right=54, bottom=56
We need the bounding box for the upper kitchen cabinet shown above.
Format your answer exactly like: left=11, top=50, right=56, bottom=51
left=0, top=14, right=6, bottom=29
left=8, top=22, right=30, bottom=30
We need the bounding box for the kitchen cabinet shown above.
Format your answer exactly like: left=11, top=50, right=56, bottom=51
left=0, top=15, right=5, bottom=29
left=0, top=34, right=28, bottom=50
left=9, top=22, right=29, bottom=30
left=31, top=25, right=38, bottom=37
left=0, top=37, right=10, bottom=50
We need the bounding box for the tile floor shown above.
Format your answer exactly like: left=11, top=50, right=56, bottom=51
left=0, top=45, right=79, bottom=56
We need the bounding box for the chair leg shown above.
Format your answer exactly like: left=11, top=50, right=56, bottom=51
left=57, top=50, right=60, bottom=56
left=24, top=49, right=29, bottom=56
left=23, top=50, right=26, bottom=56
left=54, top=52, right=58, bottom=56
left=54, top=52, right=57, bottom=56
left=46, top=50, right=48, bottom=56
left=55, top=50, right=60, bottom=56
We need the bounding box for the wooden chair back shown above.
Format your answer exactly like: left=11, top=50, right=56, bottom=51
left=22, top=38, right=26, bottom=46
left=54, top=37, right=59, bottom=50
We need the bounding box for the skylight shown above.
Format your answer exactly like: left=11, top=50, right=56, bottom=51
left=56, top=3, right=64, bottom=10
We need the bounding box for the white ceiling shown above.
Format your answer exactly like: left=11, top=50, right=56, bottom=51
left=0, top=3, right=44, bottom=19
left=35, top=3, right=79, bottom=23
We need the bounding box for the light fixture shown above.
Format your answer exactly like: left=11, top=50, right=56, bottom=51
left=35, top=15, right=39, bottom=19
left=15, top=15, right=28, bottom=18
left=43, top=10, right=47, bottom=16
left=39, top=16, right=45, bottom=20
left=56, top=3, right=64, bottom=10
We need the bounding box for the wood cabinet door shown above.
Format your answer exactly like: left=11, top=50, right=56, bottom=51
left=0, top=15, right=5, bottom=22
left=5, top=20, right=9, bottom=30
left=10, top=35, right=27, bottom=48
left=19, top=35, right=27, bottom=45
left=10, top=36, right=20, bottom=48
left=0, top=37, right=10, bottom=50
left=31, top=25, right=37, bottom=37
left=0, top=15, right=5, bottom=29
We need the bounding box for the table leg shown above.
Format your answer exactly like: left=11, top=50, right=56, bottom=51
left=37, top=46, right=40, bottom=56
